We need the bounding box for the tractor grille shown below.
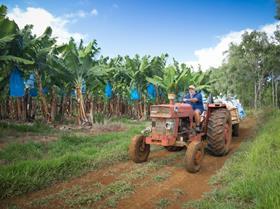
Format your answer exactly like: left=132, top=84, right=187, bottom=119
left=152, top=119, right=167, bottom=134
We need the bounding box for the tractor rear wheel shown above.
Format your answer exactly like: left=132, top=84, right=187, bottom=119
left=164, top=146, right=184, bottom=152
left=207, top=108, right=232, bottom=156
left=129, top=135, right=150, bottom=163
left=184, top=141, right=204, bottom=173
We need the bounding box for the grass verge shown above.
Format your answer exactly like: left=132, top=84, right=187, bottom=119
left=0, top=121, right=146, bottom=199
left=0, top=121, right=52, bottom=135
left=183, top=110, right=280, bottom=209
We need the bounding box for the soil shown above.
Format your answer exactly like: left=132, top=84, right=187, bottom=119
left=0, top=116, right=256, bottom=209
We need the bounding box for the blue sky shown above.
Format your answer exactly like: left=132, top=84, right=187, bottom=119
left=1, top=0, right=278, bottom=69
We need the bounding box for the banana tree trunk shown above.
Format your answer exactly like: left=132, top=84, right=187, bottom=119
left=31, top=99, right=37, bottom=120
left=22, top=96, right=27, bottom=121
left=35, top=70, right=50, bottom=122
left=0, top=101, right=2, bottom=119
left=117, top=97, right=121, bottom=116
left=143, top=95, right=147, bottom=120
left=87, top=94, right=94, bottom=124
left=50, top=86, right=57, bottom=122
left=155, top=86, right=159, bottom=105
left=276, top=81, right=279, bottom=108
left=138, top=100, right=143, bottom=119
left=11, top=98, right=16, bottom=120
left=16, top=97, right=22, bottom=120
left=26, top=92, right=32, bottom=121
left=76, top=85, right=88, bottom=125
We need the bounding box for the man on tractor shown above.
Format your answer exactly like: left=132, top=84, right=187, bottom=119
left=183, top=85, right=204, bottom=132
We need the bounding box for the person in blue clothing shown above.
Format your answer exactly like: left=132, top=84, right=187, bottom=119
left=183, top=85, right=204, bottom=132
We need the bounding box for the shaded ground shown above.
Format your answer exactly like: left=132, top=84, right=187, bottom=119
left=0, top=116, right=256, bottom=209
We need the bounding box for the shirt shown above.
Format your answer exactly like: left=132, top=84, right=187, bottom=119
left=184, top=91, right=204, bottom=112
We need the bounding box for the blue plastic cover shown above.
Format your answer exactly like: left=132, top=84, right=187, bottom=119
left=130, top=88, right=140, bottom=101
left=105, top=81, right=112, bottom=98
left=71, top=89, right=76, bottom=97
left=25, top=74, right=35, bottom=88
left=30, top=88, right=38, bottom=97
left=29, top=87, right=48, bottom=97
left=147, top=83, right=156, bottom=100
left=43, top=87, right=48, bottom=95
left=9, top=67, right=24, bottom=97
left=231, top=99, right=246, bottom=119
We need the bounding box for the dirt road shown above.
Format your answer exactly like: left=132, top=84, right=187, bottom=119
left=1, top=116, right=256, bottom=209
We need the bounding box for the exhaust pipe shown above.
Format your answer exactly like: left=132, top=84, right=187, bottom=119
left=168, top=93, right=176, bottom=105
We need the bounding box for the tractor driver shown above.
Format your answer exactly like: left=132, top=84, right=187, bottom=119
left=183, top=85, right=204, bottom=132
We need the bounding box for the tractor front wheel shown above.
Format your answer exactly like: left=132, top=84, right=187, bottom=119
left=184, top=141, right=204, bottom=173
left=129, top=135, right=150, bottom=163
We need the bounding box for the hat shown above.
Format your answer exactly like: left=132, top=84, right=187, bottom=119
left=189, top=85, right=195, bottom=90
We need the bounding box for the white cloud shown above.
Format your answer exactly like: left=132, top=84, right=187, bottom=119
left=66, top=9, right=98, bottom=18
left=90, top=9, right=98, bottom=16
left=65, top=10, right=87, bottom=18
left=186, top=22, right=280, bottom=71
left=8, top=7, right=86, bottom=44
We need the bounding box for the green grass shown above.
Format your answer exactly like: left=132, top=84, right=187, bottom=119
left=66, top=180, right=134, bottom=208
left=0, top=141, right=45, bottom=163
left=153, top=171, right=171, bottom=182
left=0, top=121, right=146, bottom=199
left=183, top=110, right=280, bottom=209
left=156, top=198, right=171, bottom=209
left=0, top=121, right=52, bottom=134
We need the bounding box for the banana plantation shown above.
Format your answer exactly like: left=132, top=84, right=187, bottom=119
left=0, top=5, right=212, bottom=125
left=2, top=3, right=280, bottom=127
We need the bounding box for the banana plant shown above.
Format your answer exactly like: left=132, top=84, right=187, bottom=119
left=0, top=5, right=33, bottom=89
left=51, top=38, right=104, bottom=125
left=146, top=65, right=189, bottom=94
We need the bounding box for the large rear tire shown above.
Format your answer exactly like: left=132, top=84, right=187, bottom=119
left=184, top=141, right=204, bottom=173
left=164, top=146, right=184, bottom=152
left=129, top=135, right=150, bottom=163
left=207, top=108, right=232, bottom=156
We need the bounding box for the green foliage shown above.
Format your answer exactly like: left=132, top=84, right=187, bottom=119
left=0, top=4, right=33, bottom=74
left=184, top=111, right=280, bottom=209
left=210, top=30, right=280, bottom=108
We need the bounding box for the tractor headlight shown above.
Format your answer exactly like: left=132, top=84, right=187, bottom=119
left=165, top=119, right=175, bottom=130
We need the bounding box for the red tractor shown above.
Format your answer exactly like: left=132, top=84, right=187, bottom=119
left=129, top=97, right=232, bottom=173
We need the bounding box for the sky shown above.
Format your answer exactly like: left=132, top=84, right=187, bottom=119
left=1, top=0, right=278, bottom=70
